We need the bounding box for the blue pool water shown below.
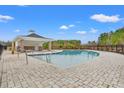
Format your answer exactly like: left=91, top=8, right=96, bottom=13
left=33, top=50, right=99, bottom=68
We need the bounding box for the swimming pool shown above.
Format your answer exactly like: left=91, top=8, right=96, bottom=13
left=33, top=50, right=99, bottom=68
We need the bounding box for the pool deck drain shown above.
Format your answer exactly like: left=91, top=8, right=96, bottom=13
left=0, top=50, right=124, bottom=88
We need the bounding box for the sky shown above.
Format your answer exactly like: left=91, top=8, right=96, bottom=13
left=0, top=5, right=124, bottom=44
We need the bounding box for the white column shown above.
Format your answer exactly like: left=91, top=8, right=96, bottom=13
left=12, top=41, right=15, bottom=54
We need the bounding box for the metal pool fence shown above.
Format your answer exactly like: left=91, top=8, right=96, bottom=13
left=81, top=45, right=124, bottom=54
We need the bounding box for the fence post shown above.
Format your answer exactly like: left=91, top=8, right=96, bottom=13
left=97, top=45, right=98, bottom=50
left=110, top=45, right=112, bottom=52
left=121, top=45, right=123, bottom=54
left=100, top=45, right=101, bottom=50
left=123, top=45, right=124, bottom=54
left=116, top=45, right=117, bottom=53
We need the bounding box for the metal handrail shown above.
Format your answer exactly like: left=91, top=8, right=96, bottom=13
left=25, top=51, right=28, bottom=64
left=0, top=46, right=3, bottom=60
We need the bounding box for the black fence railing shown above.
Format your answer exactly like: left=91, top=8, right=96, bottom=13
left=0, top=45, right=4, bottom=60
left=80, top=45, right=124, bottom=54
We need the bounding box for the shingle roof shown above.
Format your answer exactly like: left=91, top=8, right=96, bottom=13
left=26, top=33, right=50, bottom=39
left=19, top=37, right=51, bottom=42
left=14, top=33, right=53, bottom=42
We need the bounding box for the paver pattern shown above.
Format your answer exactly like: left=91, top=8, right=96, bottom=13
left=0, top=51, right=124, bottom=88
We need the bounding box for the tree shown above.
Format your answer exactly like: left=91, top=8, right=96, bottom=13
left=43, top=40, right=81, bottom=49
left=88, top=41, right=97, bottom=45
left=98, top=27, right=124, bottom=45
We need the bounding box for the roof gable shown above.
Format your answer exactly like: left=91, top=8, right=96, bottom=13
left=13, top=32, right=54, bottom=42
left=26, top=33, right=48, bottom=39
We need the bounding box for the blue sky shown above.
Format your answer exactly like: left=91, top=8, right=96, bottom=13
left=0, top=5, right=124, bottom=43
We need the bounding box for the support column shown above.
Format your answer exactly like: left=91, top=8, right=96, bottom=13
left=20, top=40, right=24, bottom=51
left=12, top=41, right=15, bottom=54
left=49, top=41, right=52, bottom=51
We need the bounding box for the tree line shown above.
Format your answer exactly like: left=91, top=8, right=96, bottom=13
left=43, top=40, right=81, bottom=49
left=98, top=27, right=124, bottom=45
left=86, top=27, right=124, bottom=46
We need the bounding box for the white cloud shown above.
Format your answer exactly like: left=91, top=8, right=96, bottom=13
left=0, top=15, right=14, bottom=22
left=76, top=28, right=98, bottom=35
left=90, top=28, right=98, bottom=33
left=60, top=24, right=75, bottom=30
left=17, top=5, right=28, bottom=7
left=15, top=29, right=21, bottom=33
left=76, top=31, right=86, bottom=35
left=90, top=14, right=121, bottom=23
left=60, top=25, right=69, bottom=30
left=68, top=24, right=75, bottom=27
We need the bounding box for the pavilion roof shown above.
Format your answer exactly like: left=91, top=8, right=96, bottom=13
left=13, top=33, right=53, bottom=42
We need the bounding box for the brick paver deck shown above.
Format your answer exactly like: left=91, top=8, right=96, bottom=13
left=0, top=50, right=124, bottom=88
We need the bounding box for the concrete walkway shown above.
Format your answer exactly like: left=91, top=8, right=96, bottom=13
left=0, top=50, right=124, bottom=88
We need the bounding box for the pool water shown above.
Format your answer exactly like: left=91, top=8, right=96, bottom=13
left=33, top=50, right=99, bottom=68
